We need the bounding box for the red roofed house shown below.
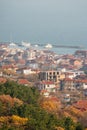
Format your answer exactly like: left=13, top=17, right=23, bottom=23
left=18, top=79, right=31, bottom=86
left=40, top=90, right=50, bottom=97
left=61, top=78, right=87, bottom=90
left=73, top=100, right=87, bottom=112
left=0, top=77, right=7, bottom=84
left=37, top=81, right=57, bottom=93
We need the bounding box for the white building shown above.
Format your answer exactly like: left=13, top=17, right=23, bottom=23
left=37, top=81, right=56, bottom=93
left=23, top=69, right=36, bottom=75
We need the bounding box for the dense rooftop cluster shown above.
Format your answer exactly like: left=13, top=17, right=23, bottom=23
left=0, top=42, right=87, bottom=129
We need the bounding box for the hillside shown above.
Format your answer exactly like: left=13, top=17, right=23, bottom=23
left=0, top=80, right=86, bottom=130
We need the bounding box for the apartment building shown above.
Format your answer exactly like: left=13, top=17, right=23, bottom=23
left=39, top=70, right=65, bottom=83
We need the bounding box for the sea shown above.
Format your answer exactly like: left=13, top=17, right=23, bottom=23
left=6, top=41, right=87, bottom=55
left=36, top=42, right=87, bottom=55
left=51, top=47, right=85, bottom=55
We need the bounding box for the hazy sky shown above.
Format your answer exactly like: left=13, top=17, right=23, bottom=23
left=0, top=0, right=87, bottom=45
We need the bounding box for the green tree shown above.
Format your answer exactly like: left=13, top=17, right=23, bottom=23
left=63, top=117, right=75, bottom=130
left=76, top=123, right=84, bottom=130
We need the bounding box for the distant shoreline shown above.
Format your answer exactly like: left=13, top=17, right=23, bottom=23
left=36, top=44, right=84, bottom=49
left=0, top=41, right=84, bottom=49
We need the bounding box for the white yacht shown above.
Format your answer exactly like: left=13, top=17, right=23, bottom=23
left=45, top=43, right=53, bottom=49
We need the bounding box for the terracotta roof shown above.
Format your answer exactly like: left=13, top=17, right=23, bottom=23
left=41, top=81, right=54, bottom=85
left=65, top=72, right=74, bottom=75
left=64, top=78, right=74, bottom=81
left=74, top=100, right=87, bottom=111
left=2, top=65, right=15, bottom=69
left=0, top=77, right=7, bottom=83
left=81, top=80, right=87, bottom=83
left=40, top=90, right=48, bottom=93
left=18, top=79, right=30, bottom=85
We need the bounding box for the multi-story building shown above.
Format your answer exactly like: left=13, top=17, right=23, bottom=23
left=37, top=81, right=56, bottom=92
left=60, top=78, right=87, bottom=90
left=39, top=70, right=65, bottom=83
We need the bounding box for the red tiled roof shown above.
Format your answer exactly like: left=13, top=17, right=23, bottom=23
left=18, top=79, right=30, bottom=85
left=2, top=65, right=15, bottom=69
left=81, top=80, right=87, bottom=83
left=0, top=78, right=7, bottom=83
left=41, top=81, right=54, bottom=85
left=40, top=90, right=48, bottom=93
left=64, top=78, right=74, bottom=81
left=64, top=78, right=87, bottom=84
left=65, top=72, right=74, bottom=75
left=74, top=100, right=87, bottom=111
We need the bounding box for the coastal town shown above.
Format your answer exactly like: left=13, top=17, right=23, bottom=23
left=1, top=0, right=87, bottom=129
left=0, top=42, right=87, bottom=108
left=0, top=41, right=87, bottom=129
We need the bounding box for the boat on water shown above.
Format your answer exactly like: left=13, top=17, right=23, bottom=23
left=34, top=44, right=38, bottom=47
left=45, top=43, right=53, bottom=49
left=21, top=41, right=31, bottom=47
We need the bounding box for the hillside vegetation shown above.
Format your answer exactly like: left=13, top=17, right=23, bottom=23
left=0, top=80, right=86, bottom=130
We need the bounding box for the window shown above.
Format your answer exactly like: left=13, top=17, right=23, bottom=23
left=49, top=72, right=52, bottom=75
left=53, top=72, right=55, bottom=75
left=44, top=85, right=45, bottom=89
left=57, top=72, right=59, bottom=75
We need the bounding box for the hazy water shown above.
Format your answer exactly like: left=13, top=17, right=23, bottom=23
left=52, top=47, right=80, bottom=55
left=13, top=40, right=87, bottom=55
left=0, top=0, right=87, bottom=55
left=50, top=42, right=87, bottom=54
left=42, top=47, right=86, bottom=55
left=34, top=41, right=87, bottom=55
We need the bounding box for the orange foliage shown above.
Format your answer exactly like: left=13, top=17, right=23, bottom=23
left=0, top=116, right=9, bottom=123
left=0, top=94, right=23, bottom=107
left=63, top=111, right=78, bottom=122
left=0, top=115, right=28, bottom=126
left=55, top=126, right=64, bottom=130
left=63, top=106, right=84, bottom=123
left=68, top=106, right=83, bottom=118
left=40, top=97, right=61, bottom=112
left=12, top=115, right=28, bottom=125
